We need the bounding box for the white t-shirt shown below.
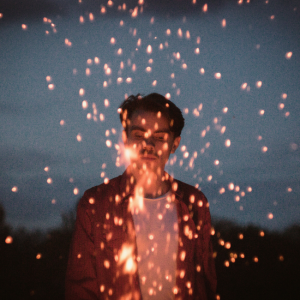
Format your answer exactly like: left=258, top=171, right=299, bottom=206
left=132, top=191, right=178, bottom=300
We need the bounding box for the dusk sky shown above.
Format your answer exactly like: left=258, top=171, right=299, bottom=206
left=1, top=0, right=299, bottom=231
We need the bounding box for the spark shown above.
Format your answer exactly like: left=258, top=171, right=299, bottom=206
left=11, top=186, right=18, bottom=192
left=48, top=84, right=55, bottom=90
left=82, top=100, right=88, bottom=109
left=228, top=183, right=234, bottom=190
left=261, top=146, right=268, bottom=152
left=222, top=107, right=228, bottom=113
left=177, top=28, right=183, bottom=38
left=5, top=236, right=13, bottom=244
left=241, top=82, right=247, bottom=90
left=281, top=93, right=287, bottom=99
left=285, top=52, right=292, bottom=59
left=131, top=7, right=138, bottom=18
left=225, top=139, right=231, bottom=147
left=256, top=81, right=262, bottom=88
left=79, top=88, right=85, bottom=96
left=214, top=72, right=221, bottom=79
left=76, top=134, right=82, bottom=142
left=64, top=38, right=72, bottom=47
left=146, top=45, right=152, bottom=54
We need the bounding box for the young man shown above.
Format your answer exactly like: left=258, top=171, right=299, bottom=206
left=66, top=93, right=217, bottom=300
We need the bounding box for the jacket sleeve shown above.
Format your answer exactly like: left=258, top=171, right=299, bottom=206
left=202, top=199, right=217, bottom=300
left=65, top=192, right=100, bottom=300
left=194, top=193, right=217, bottom=300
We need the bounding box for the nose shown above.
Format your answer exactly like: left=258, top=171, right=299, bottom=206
left=142, top=137, right=155, bottom=149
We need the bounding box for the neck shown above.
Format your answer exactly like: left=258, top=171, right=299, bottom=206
left=128, top=165, right=170, bottom=199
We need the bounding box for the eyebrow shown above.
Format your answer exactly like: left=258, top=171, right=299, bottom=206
left=129, top=125, right=171, bottom=134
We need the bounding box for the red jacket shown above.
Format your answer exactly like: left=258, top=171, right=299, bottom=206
left=66, top=170, right=217, bottom=300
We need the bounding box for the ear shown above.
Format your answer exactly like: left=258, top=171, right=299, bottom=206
left=171, top=136, right=181, bottom=154
left=122, top=130, right=128, bottom=144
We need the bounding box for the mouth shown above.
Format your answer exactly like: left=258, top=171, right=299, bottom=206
left=140, top=154, right=157, bottom=160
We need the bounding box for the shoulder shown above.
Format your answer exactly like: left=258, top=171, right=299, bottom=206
left=83, top=174, right=122, bottom=199
left=174, top=178, right=208, bottom=205
left=76, top=174, right=123, bottom=216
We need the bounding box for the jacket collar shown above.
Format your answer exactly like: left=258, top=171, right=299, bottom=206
left=118, top=167, right=184, bottom=203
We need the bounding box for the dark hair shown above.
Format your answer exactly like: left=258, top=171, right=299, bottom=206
left=119, top=93, right=185, bottom=138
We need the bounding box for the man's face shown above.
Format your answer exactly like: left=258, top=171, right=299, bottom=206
left=122, top=109, right=181, bottom=175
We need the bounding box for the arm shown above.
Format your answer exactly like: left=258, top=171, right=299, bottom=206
left=194, top=193, right=217, bottom=300
left=65, top=193, right=99, bottom=300
left=201, top=200, right=217, bottom=300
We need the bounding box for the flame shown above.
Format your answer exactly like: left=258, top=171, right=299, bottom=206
left=118, top=243, right=137, bottom=274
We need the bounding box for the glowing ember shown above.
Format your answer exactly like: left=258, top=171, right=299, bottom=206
left=11, top=186, right=18, bottom=192
left=225, top=139, right=231, bottom=147
left=285, top=52, right=292, bottom=59
left=146, top=45, right=152, bottom=54
left=256, top=81, right=262, bottom=88
left=261, top=146, right=268, bottom=152
left=48, top=84, right=55, bottom=90
left=106, top=140, right=112, bottom=147
left=214, top=72, right=221, bottom=79
left=5, top=236, right=13, bottom=244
